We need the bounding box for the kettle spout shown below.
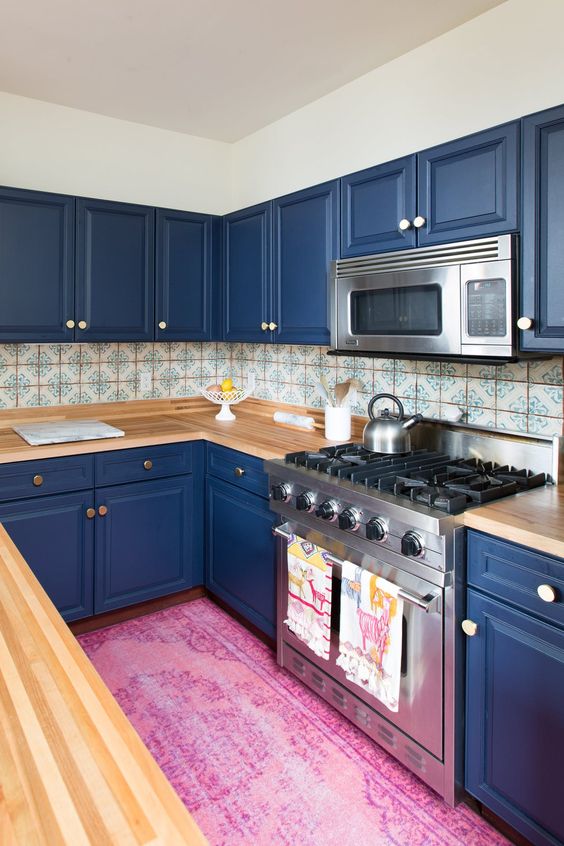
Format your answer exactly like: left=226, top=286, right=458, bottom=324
left=402, top=413, right=423, bottom=431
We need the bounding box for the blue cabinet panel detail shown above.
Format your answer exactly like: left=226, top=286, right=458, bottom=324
left=521, top=104, right=564, bottom=351
left=76, top=198, right=154, bottom=341
left=94, top=474, right=200, bottom=613
left=465, top=588, right=564, bottom=846
left=156, top=208, right=215, bottom=341
left=341, top=156, right=416, bottom=256
left=223, top=202, right=271, bottom=342
left=0, top=491, right=94, bottom=621
left=0, top=454, right=94, bottom=502
left=417, top=122, right=519, bottom=245
left=0, top=186, right=75, bottom=342
left=273, top=180, right=339, bottom=344
left=206, top=475, right=276, bottom=638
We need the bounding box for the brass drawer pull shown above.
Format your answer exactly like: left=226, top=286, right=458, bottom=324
left=158, top=321, right=167, bottom=330
left=86, top=507, right=96, bottom=519
left=66, top=319, right=75, bottom=329
left=461, top=619, right=478, bottom=637
left=144, top=460, right=153, bottom=470
left=33, top=474, right=43, bottom=487
left=78, top=320, right=87, bottom=330
left=98, top=505, right=108, bottom=517
left=234, top=467, right=245, bottom=477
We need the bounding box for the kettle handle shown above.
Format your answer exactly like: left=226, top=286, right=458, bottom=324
left=367, top=393, right=404, bottom=421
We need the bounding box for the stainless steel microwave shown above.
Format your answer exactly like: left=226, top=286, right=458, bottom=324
left=330, top=235, right=520, bottom=360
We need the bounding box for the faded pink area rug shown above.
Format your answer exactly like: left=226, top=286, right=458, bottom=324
left=78, top=599, right=508, bottom=846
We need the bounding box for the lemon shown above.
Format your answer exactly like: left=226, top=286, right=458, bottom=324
left=221, top=377, right=233, bottom=392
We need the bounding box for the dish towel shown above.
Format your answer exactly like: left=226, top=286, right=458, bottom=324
left=285, top=535, right=333, bottom=660
left=336, top=561, right=403, bottom=712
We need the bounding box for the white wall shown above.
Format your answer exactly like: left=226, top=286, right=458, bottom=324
left=231, top=0, right=564, bottom=210
left=0, top=91, right=231, bottom=214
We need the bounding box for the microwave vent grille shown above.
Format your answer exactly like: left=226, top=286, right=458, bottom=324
left=334, top=235, right=512, bottom=278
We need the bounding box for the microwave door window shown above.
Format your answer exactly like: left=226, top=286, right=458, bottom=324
left=351, top=284, right=442, bottom=336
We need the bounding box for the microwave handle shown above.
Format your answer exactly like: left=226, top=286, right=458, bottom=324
left=273, top=522, right=441, bottom=614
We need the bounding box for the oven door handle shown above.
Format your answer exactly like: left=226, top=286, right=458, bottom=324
left=273, top=522, right=441, bottom=614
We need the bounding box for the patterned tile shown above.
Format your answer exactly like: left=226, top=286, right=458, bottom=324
left=467, top=377, right=496, bottom=409
left=496, top=410, right=528, bottom=433
left=440, top=361, right=467, bottom=378
left=527, top=415, right=563, bottom=436
left=465, top=407, right=496, bottom=428
left=528, top=358, right=564, bottom=385
left=373, top=369, right=395, bottom=395
left=496, top=380, right=528, bottom=414
left=528, top=383, right=563, bottom=418
left=495, top=361, right=528, bottom=382
left=417, top=399, right=440, bottom=419
left=440, top=376, right=466, bottom=406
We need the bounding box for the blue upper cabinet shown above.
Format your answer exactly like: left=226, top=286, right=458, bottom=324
left=155, top=208, right=216, bottom=341
left=223, top=202, right=272, bottom=342
left=0, top=186, right=75, bottom=342
left=416, top=122, right=519, bottom=246
left=521, top=104, right=564, bottom=352
left=76, top=198, right=154, bottom=341
left=341, top=156, right=416, bottom=257
left=272, top=180, right=339, bottom=345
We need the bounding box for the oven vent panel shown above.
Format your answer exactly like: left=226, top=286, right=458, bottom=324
left=333, top=234, right=512, bottom=277
left=282, top=643, right=445, bottom=795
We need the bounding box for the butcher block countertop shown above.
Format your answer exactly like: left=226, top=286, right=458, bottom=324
left=463, top=484, right=564, bottom=559
left=0, top=524, right=207, bottom=845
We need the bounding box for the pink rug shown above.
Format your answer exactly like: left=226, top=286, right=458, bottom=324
left=78, top=599, right=509, bottom=846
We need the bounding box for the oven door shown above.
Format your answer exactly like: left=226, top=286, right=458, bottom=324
left=275, top=522, right=444, bottom=760
left=335, top=265, right=461, bottom=356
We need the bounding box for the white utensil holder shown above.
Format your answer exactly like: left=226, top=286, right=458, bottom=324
left=325, top=406, right=351, bottom=441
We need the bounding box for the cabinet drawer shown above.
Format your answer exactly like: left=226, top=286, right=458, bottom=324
left=95, top=443, right=193, bottom=486
left=468, top=530, right=564, bottom=627
left=0, top=455, right=94, bottom=502
left=206, top=443, right=268, bottom=497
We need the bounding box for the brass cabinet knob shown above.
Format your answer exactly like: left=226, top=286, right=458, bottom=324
left=537, top=583, right=557, bottom=603
left=413, top=215, right=426, bottom=229
left=158, top=321, right=167, bottom=330
left=32, top=474, right=43, bottom=487
left=268, top=322, right=278, bottom=331
left=461, top=619, right=478, bottom=637
left=261, top=322, right=269, bottom=331
left=144, top=459, right=153, bottom=470
left=234, top=467, right=245, bottom=477
left=398, top=218, right=412, bottom=231
left=78, top=320, right=87, bottom=330
left=517, top=316, right=534, bottom=331
left=98, top=505, right=108, bottom=517
left=86, top=507, right=96, bottom=519
left=66, top=319, right=75, bottom=329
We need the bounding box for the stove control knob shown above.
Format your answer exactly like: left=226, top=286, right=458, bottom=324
left=338, top=507, right=361, bottom=531
left=366, top=518, right=388, bottom=542
left=271, top=483, right=290, bottom=502
left=296, top=491, right=315, bottom=512
left=315, top=500, right=337, bottom=521
left=401, top=531, right=424, bottom=558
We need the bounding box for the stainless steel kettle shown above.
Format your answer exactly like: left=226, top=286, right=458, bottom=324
left=363, top=393, right=423, bottom=454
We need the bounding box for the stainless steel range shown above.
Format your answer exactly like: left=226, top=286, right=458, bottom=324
left=264, top=422, right=562, bottom=806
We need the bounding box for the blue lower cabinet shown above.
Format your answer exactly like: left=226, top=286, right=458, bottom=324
left=94, top=475, right=201, bottom=613
left=465, top=588, right=564, bottom=846
left=205, top=475, right=276, bottom=638
left=0, top=491, right=94, bottom=621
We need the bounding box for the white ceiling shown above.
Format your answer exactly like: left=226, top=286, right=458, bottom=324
left=0, top=0, right=505, bottom=142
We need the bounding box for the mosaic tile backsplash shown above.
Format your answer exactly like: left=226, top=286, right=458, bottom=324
left=0, top=342, right=562, bottom=436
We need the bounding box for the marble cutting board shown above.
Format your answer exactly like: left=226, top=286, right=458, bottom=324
left=13, top=420, right=125, bottom=446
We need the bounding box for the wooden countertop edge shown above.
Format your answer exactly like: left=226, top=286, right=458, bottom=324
left=0, top=524, right=208, bottom=845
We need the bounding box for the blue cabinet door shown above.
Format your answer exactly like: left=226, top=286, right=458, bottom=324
left=223, top=202, right=271, bottom=342
left=465, top=589, right=564, bottom=846
left=0, top=491, right=94, bottom=621
left=417, top=122, right=519, bottom=246
left=94, top=475, right=201, bottom=613
left=521, top=104, right=564, bottom=352
left=340, top=156, right=416, bottom=256
left=205, top=475, right=276, bottom=638
left=155, top=209, right=215, bottom=341
left=0, top=186, right=75, bottom=342
left=272, top=180, right=339, bottom=345
left=76, top=198, right=154, bottom=341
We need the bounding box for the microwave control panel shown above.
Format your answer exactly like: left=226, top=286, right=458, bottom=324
left=466, top=278, right=507, bottom=337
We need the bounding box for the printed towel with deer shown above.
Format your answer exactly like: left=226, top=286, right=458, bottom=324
left=336, top=561, right=403, bottom=712
left=285, top=535, right=333, bottom=660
